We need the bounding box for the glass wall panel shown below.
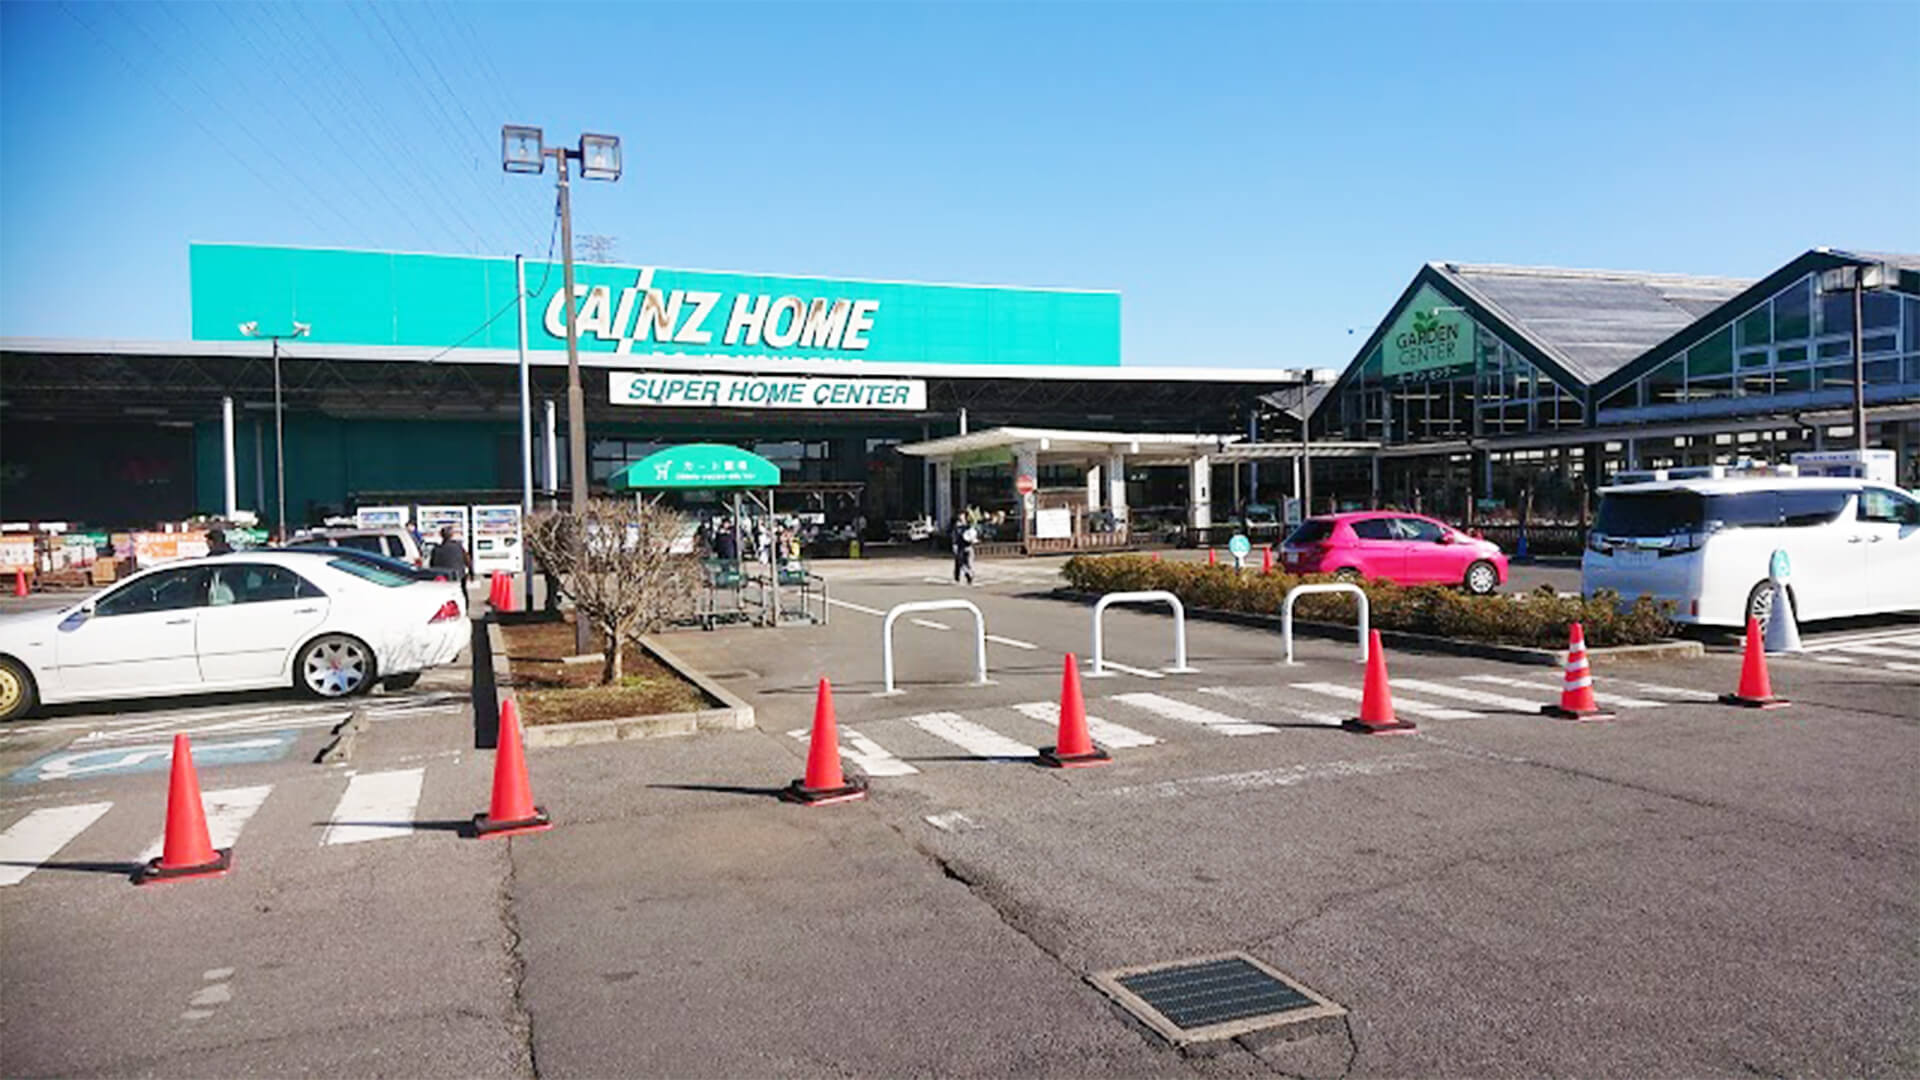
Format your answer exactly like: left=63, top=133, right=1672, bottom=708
left=1736, top=302, right=1772, bottom=347
left=1863, top=291, right=1900, bottom=330
left=1645, top=356, right=1684, bottom=405
left=1688, top=327, right=1734, bottom=377
left=1817, top=290, right=1855, bottom=336
left=1774, top=277, right=1812, bottom=340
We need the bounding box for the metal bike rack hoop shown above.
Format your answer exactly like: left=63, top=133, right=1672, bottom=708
left=881, top=599, right=989, bottom=694
left=1090, top=590, right=1196, bottom=677
left=1281, top=583, right=1370, bottom=664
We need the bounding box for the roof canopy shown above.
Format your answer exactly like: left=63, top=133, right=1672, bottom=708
left=609, top=444, right=781, bottom=490
left=898, top=426, right=1240, bottom=466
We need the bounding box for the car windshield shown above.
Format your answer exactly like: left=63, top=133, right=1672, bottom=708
left=1595, top=488, right=1855, bottom=535
left=1286, top=520, right=1334, bottom=544
left=1594, top=492, right=1707, bottom=536
left=325, top=557, right=414, bottom=587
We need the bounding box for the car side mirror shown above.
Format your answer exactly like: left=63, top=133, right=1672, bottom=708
left=1437, top=532, right=1456, bottom=544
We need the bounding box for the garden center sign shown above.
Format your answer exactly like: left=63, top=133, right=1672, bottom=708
left=1382, top=286, right=1473, bottom=384
left=190, top=243, right=1120, bottom=368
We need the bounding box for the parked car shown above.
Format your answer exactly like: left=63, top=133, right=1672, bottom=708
left=0, top=550, right=467, bottom=722
left=1582, top=476, right=1920, bottom=626
left=282, top=544, right=452, bottom=583
left=291, top=527, right=426, bottom=567
left=1279, top=512, right=1509, bottom=594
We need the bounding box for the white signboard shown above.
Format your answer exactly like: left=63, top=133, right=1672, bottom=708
left=610, top=371, right=926, bottom=411
left=355, top=505, right=410, bottom=530
left=1035, top=508, right=1072, bottom=540
left=470, top=505, right=524, bottom=575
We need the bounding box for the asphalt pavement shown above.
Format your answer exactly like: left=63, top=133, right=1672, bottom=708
left=2, top=557, right=1916, bottom=1077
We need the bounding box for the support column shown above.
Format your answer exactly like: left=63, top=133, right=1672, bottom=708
left=1085, top=463, right=1101, bottom=511
left=921, top=422, right=933, bottom=519
left=253, top=421, right=266, bottom=514
left=543, top=400, right=559, bottom=493
left=221, top=396, right=237, bottom=519
left=1370, top=454, right=1382, bottom=508
left=1247, top=412, right=1260, bottom=503
left=1188, top=455, right=1212, bottom=532
left=1013, top=443, right=1039, bottom=535
left=1106, top=452, right=1127, bottom=525
left=934, top=460, right=954, bottom=525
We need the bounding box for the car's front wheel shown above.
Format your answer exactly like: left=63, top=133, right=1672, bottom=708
left=1464, top=560, right=1499, bottom=595
left=1746, top=580, right=1796, bottom=628
left=297, top=634, right=376, bottom=699
left=1332, top=567, right=1362, bottom=584
left=0, top=656, right=37, bottom=722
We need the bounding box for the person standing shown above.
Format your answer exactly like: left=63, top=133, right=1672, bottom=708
left=950, top=514, right=977, bottom=585
left=206, top=528, right=234, bottom=556
left=429, top=525, right=471, bottom=582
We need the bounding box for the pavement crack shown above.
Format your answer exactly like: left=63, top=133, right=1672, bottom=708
left=501, top=844, right=540, bottom=1079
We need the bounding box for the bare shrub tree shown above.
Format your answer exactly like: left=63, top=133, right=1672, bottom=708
left=524, top=499, right=702, bottom=684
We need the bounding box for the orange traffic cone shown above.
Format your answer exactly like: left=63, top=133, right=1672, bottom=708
left=487, top=573, right=505, bottom=609
left=136, top=735, right=232, bottom=884
left=1150, top=552, right=1161, bottom=563
left=499, top=574, right=517, bottom=613
left=1720, top=617, right=1789, bottom=709
left=1343, top=630, right=1416, bottom=734
left=12, top=569, right=26, bottom=597
left=1542, top=622, right=1614, bottom=720
left=1038, top=653, right=1111, bottom=768
left=1261, top=546, right=1274, bottom=574
left=1207, top=548, right=1217, bottom=566
left=473, top=700, right=552, bottom=836
left=782, top=678, right=868, bottom=805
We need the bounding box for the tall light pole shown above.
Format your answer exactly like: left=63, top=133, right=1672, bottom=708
left=1816, top=260, right=1896, bottom=454
left=504, top=125, right=622, bottom=653
left=239, top=320, right=311, bottom=541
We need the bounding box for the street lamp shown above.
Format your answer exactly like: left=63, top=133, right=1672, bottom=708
left=503, top=125, right=623, bottom=653
left=1258, top=370, right=1333, bottom=522
left=239, top=320, right=311, bottom=541
left=1815, top=260, right=1898, bottom=453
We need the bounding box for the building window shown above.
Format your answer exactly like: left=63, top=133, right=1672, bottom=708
left=1736, top=302, right=1772, bottom=348
left=1687, top=327, right=1735, bottom=379
left=1773, top=276, right=1812, bottom=340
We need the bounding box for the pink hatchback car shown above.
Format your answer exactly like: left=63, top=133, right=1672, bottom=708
left=1279, top=512, right=1509, bottom=594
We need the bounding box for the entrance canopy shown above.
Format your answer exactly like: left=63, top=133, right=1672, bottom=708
left=609, top=443, right=781, bottom=490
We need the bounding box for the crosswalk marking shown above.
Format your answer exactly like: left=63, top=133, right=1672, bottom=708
left=1814, top=654, right=1858, bottom=664
left=1091, top=660, right=1165, bottom=680
left=1819, top=642, right=1920, bottom=661
left=1803, top=630, right=1920, bottom=653
left=906, top=713, right=1039, bottom=760
left=140, top=784, right=274, bottom=862
left=1291, top=682, right=1483, bottom=720
left=825, top=597, right=887, bottom=617
left=1112, top=692, right=1274, bottom=736
left=1463, top=674, right=1665, bottom=708
left=1612, top=680, right=1719, bottom=702
left=322, top=770, right=424, bottom=846
left=986, top=634, right=1038, bottom=650
left=787, top=726, right=921, bottom=777
left=1390, top=678, right=1544, bottom=712
left=0, top=802, right=113, bottom=887
left=910, top=618, right=951, bottom=631
left=1197, top=686, right=1343, bottom=726
left=1011, top=702, right=1158, bottom=748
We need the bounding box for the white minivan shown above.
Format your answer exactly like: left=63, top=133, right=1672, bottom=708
left=1582, top=476, right=1920, bottom=626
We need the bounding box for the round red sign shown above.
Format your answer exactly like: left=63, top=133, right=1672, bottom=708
left=1015, top=474, right=1036, bottom=495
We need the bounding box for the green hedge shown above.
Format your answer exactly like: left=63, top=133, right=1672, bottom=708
left=1060, top=555, right=1675, bottom=649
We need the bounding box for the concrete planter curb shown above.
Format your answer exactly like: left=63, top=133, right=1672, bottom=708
left=1048, top=589, right=1703, bottom=667
left=494, top=623, right=756, bottom=749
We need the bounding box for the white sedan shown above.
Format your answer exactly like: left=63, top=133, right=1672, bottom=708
left=0, top=550, right=467, bottom=721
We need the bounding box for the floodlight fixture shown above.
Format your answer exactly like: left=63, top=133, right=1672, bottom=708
left=578, top=133, right=622, bottom=181
left=502, top=125, right=545, bottom=174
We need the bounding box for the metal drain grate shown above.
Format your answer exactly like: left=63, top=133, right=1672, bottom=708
left=1089, top=952, right=1345, bottom=1046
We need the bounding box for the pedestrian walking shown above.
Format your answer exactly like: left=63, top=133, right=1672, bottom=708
left=950, top=515, right=977, bottom=585
left=429, top=526, right=471, bottom=582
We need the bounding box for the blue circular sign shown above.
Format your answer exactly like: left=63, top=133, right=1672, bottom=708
left=1228, top=534, right=1252, bottom=558
left=1769, top=549, right=1791, bottom=581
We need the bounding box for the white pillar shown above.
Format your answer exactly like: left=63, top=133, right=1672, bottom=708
left=934, top=459, right=954, bottom=525
left=1013, top=443, right=1039, bottom=532
left=1085, top=463, right=1101, bottom=511
left=1188, top=455, right=1212, bottom=531
left=221, top=395, right=237, bottom=518
left=544, top=400, right=559, bottom=492
left=1106, top=452, right=1127, bottom=523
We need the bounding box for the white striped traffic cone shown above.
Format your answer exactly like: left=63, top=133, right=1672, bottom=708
left=1541, top=622, right=1615, bottom=720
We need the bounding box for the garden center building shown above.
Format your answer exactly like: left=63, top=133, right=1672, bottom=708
left=0, top=243, right=1915, bottom=546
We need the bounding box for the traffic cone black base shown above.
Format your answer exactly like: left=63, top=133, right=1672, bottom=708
left=780, top=774, right=868, bottom=807
left=473, top=807, right=552, bottom=837
left=1717, top=692, right=1789, bottom=710
left=1541, top=703, right=1615, bottom=721
left=1340, top=717, right=1417, bottom=735
left=135, top=847, right=231, bottom=885
left=1036, top=744, right=1112, bottom=768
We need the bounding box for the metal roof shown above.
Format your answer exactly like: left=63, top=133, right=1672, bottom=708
left=1432, top=261, right=1753, bottom=385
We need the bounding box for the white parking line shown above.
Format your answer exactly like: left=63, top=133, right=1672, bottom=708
left=1291, top=682, right=1483, bottom=721
left=78, top=712, right=350, bottom=746
left=1011, top=701, right=1159, bottom=748
left=1391, top=678, right=1544, bottom=712
left=1802, top=629, right=1920, bottom=652
left=322, top=770, right=424, bottom=846
left=141, top=784, right=274, bottom=862
left=906, top=712, right=1038, bottom=760
left=825, top=597, right=887, bottom=617
left=0, top=802, right=113, bottom=887
left=1463, top=674, right=1665, bottom=709
left=1090, top=659, right=1165, bottom=680
left=910, top=618, right=951, bottom=631
left=1112, top=692, right=1274, bottom=736
left=1820, top=642, right=1920, bottom=661
left=986, top=634, right=1038, bottom=650
left=787, top=726, right=920, bottom=777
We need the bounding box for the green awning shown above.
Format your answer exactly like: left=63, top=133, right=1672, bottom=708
left=609, top=444, right=782, bottom=490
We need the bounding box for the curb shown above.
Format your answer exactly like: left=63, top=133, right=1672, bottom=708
left=516, top=632, right=756, bottom=749
left=1047, top=589, right=1703, bottom=667
left=314, top=706, right=369, bottom=764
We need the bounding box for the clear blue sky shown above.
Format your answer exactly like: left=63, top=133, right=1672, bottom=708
left=3, top=1, right=1915, bottom=370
